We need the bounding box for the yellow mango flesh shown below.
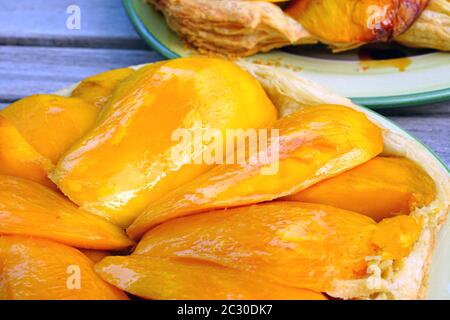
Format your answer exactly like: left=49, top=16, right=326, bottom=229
left=0, top=115, right=56, bottom=189
left=0, top=175, right=133, bottom=250
left=71, top=68, right=135, bottom=108
left=128, top=104, right=382, bottom=239
left=51, top=57, right=277, bottom=227
left=95, top=256, right=326, bottom=300
left=133, top=202, right=420, bottom=293
left=0, top=236, right=128, bottom=300
left=81, top=249, right=112, bottom=263
left=285, top=156, right=436, bottom=221
left=286, top=0, right=429, bottom=44
left=1, top=94, right=98, bottom=163
left=372, top=215, right=422, bottom=260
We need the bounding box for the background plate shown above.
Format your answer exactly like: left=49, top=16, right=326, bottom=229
left=124, top=0, right=450, bottom=109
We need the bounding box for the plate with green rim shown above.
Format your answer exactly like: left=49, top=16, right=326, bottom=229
left=123, top=0, right=450, bottom=109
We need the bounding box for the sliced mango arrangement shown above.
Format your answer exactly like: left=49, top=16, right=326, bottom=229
left=51, top=57, right=277, bottom=227
left=131, top=202, right=420, bottom=293
left=128, top=104, right=383, bottom=238
left=0, top=57, right=439, bottom=300
left=0, top=70, right=135, bottom=300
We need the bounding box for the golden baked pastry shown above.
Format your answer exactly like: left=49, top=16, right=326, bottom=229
left=147, top=0, right=317, bottom=56
left=146, top=0, right=450, bottom=55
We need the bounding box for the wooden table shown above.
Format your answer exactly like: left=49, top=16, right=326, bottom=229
left=0, top=0, right=448, bottom=165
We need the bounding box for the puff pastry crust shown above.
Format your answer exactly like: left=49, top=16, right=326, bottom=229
left=147, top=0, right=450, bottom=55
left=396, top=0, right=450, bottom=51
left=147, top=0, right=316, bottom=56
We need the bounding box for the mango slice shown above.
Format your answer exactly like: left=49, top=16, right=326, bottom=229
left=71, top=68, right=135, bottom=108
left=51, top=57, right=277, bottom=227
left=95, top=256, right=326, bottom=300
left=0, top=175, right=133, bottom=250
left=133, top=202, right=420, bottom=293
left=133, top=202, right=376, bottom=292
left=128, top=104, right=382, bottom=239
left=0, top=116, right=55, bottom=189
left=1, top=94, right=98, bottom=163
left=286, top=0, right=428, bottom=45
left=0, top=235, right=128, bottom=300
left=284, top=157, right=436, bottom=221
left=372, top=215, right=421, bottom=260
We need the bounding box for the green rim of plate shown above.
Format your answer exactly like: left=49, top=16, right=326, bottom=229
left=124, top=0, right=450, bottom=109
left=352, top=88, right=450, bottom=108
left=124, top=0, right=179, bottom=60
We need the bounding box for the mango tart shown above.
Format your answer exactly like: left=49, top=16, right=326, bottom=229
left=0, top=57, right=448, bottom=300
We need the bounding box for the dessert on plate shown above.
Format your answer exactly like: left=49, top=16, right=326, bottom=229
left=0, top=57, right=448, bottom=299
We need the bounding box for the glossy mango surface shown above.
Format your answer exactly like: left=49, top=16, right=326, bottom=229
left=71, top=68, right=135, bottom=108
left=95, top=256, right=326, bottom=300
left=0, top=175, right=133, bottom=250
left=0, top=57, right=431, bottom=300
left=1, top=94, right=98, bottom=163
left=372, top=215, right=422, bottom=260
left=285, top=156, right=436, bottom=221
left=128, top=104, right=382, bottom=239
left=0, top=115, right=55, bottom=188
left=52, top=57, right=277, bottom=227
left=0, top=236, right=128, bottom=300
left=133, top=202, right=420, bottom=292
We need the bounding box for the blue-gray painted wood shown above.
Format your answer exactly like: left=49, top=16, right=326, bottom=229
left=0, top=45, right=164, bottom=101
left=0, top=0, right=145, bottom=49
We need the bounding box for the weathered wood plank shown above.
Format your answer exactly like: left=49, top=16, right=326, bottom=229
left=0, top=45, right=164, bottom=101
left=0, top=0, right=146, bottom=49
left=378, top=103, right=450, bottom=165
left=388, top=116, right=450, bottom=165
